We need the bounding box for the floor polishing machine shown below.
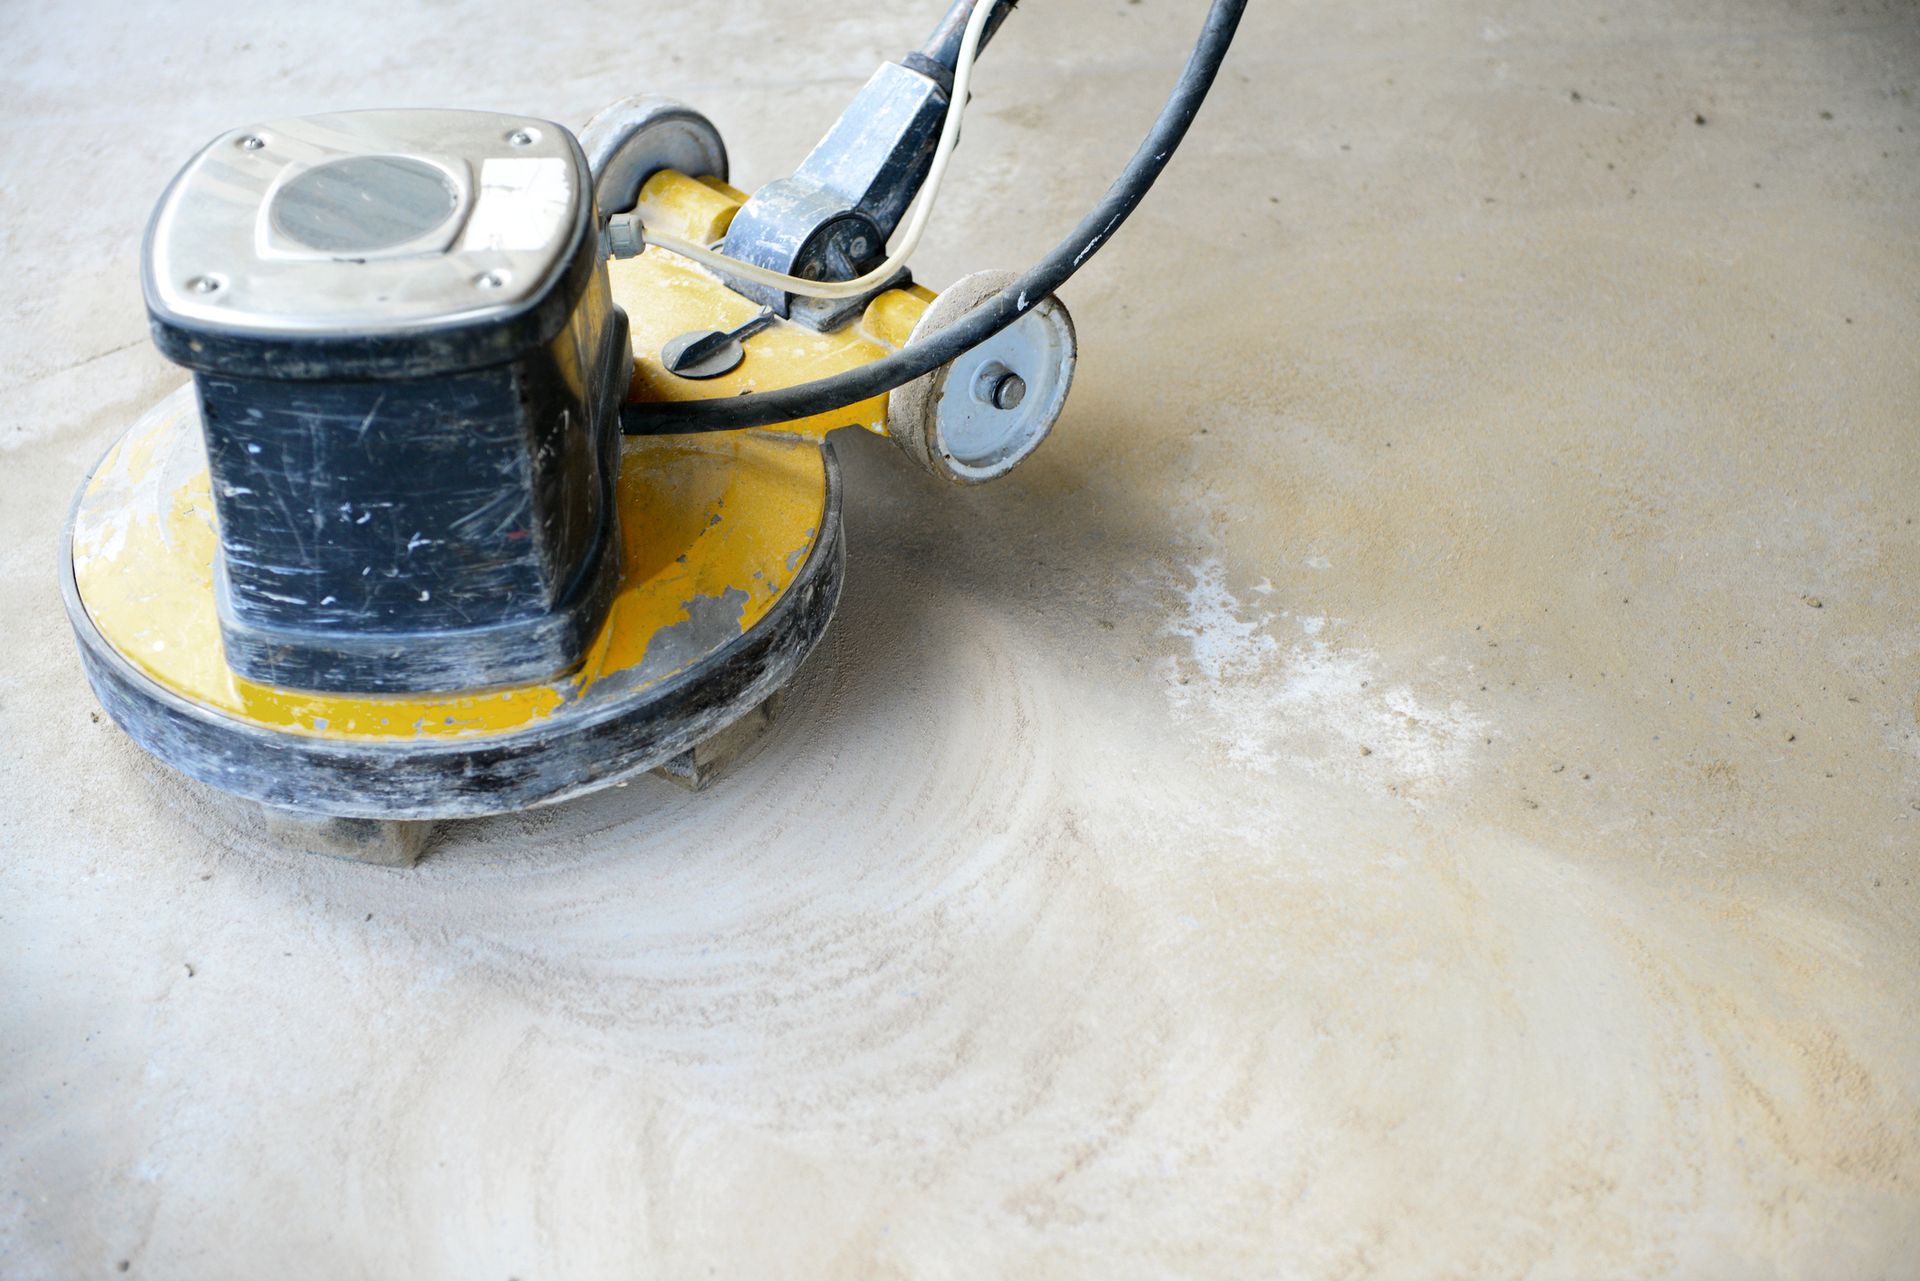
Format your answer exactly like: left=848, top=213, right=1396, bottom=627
left=61, top=0, right=1244, bottom=862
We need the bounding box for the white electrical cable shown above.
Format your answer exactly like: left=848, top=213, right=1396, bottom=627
left=643, top=0, right=995, bottom=299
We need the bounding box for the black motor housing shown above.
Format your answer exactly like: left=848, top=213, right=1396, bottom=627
left=142, top=109, right=630, bottom=694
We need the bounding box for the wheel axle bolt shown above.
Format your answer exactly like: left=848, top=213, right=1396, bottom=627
left=991, top=371, right=1026, bottom=410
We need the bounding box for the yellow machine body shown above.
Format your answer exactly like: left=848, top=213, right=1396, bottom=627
left=69, top=169, right=932, bottom=753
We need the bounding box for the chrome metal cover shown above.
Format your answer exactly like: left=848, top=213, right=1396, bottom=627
left=144, top=109, right=588, bottom=338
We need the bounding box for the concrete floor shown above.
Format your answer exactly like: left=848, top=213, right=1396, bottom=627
left=5, top=0, right=1919, bottom=1276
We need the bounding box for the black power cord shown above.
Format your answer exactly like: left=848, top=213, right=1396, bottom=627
left=621, top=0, right=1248, bottom=436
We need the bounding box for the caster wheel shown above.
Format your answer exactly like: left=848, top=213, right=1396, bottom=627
left=579, top=96, right=729, bottom=214
left=887, top=270, right=1077, bottom=484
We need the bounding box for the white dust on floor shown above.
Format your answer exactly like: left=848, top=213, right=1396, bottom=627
left=1163, top=554, right=1488, bottom=795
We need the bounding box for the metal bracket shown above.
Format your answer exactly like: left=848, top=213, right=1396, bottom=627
left=717, top=0, right=1018, bottom=330
left=719, top=60, right=945, bottom=328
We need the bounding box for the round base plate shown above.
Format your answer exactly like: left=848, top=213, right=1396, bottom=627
left=63, top=386, right=842, bottom=819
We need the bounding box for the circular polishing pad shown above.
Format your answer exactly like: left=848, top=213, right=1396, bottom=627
left=63, top=386, right=841, bottom=820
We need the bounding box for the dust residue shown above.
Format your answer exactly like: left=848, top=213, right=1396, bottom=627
left=1162, top=556, right=1487, bottom=796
